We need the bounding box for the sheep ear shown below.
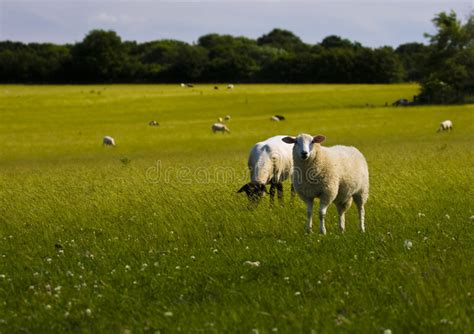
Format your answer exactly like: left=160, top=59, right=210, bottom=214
left=282, top=136, right=296, bottom=144
left=312, top=135, right=326, bottom=144
left=237, top=184, right=250, bottom=193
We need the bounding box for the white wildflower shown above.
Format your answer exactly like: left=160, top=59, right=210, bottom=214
left=85, top=308, right=92, bottom=316
left=243, top=261, right=260, bottom=267
left=404, top=240, right=413, bottom=250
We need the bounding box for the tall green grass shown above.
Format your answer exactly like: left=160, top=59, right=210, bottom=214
left=0, top=84, right=473, bottom=333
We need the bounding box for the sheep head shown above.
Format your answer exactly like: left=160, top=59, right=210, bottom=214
left=282, top=134, right=325, bottom=161
left=237, top=183, right=269, bottom=201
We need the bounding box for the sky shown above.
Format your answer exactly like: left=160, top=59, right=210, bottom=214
left=0, top=0, right=472, bottom=47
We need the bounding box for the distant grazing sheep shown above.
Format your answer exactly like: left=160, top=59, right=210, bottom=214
left=437, top=120, right=453, bottom=132
left=238, top=136, right=294, bottom=204
left=271, top=115, right=285, bottom=121
left=186, top=83, right=194, bottom=88
left=224, top=115, right=231, bottom=121
left=392, top=98, right=410, bottom=107
left=282, top=134, right=369, bottom=234
left=212, top=123, right=230, bottom=134
left=180, top=83, right=185, bottom=87
left=227, top=84, right=234, bottom=89
left=149, top=120, right=159, bottom=126
left=103, top=136, right=116, bottom=146
left=270, top=116, right=281, bottom=121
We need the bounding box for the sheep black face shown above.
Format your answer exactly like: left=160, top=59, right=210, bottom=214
left=237, top=183, right=268, bottom=202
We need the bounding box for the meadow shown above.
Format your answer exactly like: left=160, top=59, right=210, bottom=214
left=0, top=84, right=473, bottom=333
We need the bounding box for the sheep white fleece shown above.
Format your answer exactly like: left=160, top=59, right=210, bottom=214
left=437, top=120, right=453, bottom=132
left=103, top=136, right=116, bottom=146
left=248, top=136, right=293, bottom=185
left=212, top=123, right=230, bottom=133
left=284, top=134, right=369, bottom=234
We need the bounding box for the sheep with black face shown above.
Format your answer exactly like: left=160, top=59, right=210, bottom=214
left=238, top=136, right=294, bottom=204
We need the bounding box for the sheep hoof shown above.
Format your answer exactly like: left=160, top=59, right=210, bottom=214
left=305, top=227, right=313, bottom=234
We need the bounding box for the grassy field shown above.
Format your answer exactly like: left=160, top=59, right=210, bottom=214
left=0, top=84, right=473, bottom=333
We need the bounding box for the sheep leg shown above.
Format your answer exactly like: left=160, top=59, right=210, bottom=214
left=269, top=183, right=276, bottom=205
left=304, top=199, right=314, bottom=233
left=336, top=199, right=352, bottom=233
left=318, top=201, right=329, bottom=235
left=276, top=182, right=284, bottom=203
left=353, top=194, right=366, bottom=232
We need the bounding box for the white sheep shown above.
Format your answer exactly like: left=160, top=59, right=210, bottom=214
left=282, top=134, right=369, bottom=234
left=211, top=123, right=230, bottom=134
left=437, top=120, right=453, bottom=132
left=227, top=84, right=234, bottom=89
left=103, top=136, right=116, bottom=146
left=224, top=115, right=231, bottom=121
left=270, top=116, right=281, bottom=121
left=238, top=136, right=294, bottom=203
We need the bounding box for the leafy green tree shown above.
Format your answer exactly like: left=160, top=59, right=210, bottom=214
left=418, top=11, right=474, bottom=103
left=198, top=34, right=262, bottom=82
left=71, top=30, right=129, bottom=82
left=320, top=35, right=361, bottom=49
left=395, top=43, right=430, bottom=81
left=257, top=29, right=308, bottom=53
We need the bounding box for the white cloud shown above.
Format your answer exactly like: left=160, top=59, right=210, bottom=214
left=90, top=12, right=148, bottom=26
left=94, top=13, right=118, bottom=24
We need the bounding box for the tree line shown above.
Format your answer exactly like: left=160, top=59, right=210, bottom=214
left=0, top=11, right=472, bottom=103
